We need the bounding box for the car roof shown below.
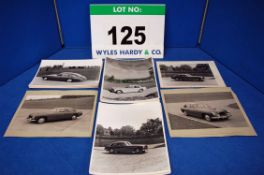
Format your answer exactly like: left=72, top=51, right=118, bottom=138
left=177, top=73, right=191, bottom=76
left=59, top=72, right=82, bottom=76
left=185, top=103, right=210, bottom=107
left=111, top=141, right=129, bottom=144
left=53, top=107, right=74, bottom=110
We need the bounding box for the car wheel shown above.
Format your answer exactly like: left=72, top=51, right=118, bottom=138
left=72, top=115, right=77, bottom=120
left=43, top=77, right=48, bottom=80
left=37, top=117, right=46, bottom=124
left=138, top=89, right=143, bottom=93
left=183, top=111, right=188, bottom=116
left=174, top=78, right=179, bottom=81
left=135, top=148, right=140, bottom=154
left=67, top=79, right=72, bottom=82
left=109, top=149, right=114, bottom=154
left=116, top=90, right=123, bottom=94
left=204, top=114, right=211, bottom=121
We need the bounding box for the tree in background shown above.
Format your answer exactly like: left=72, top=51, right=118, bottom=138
left=139, top=118, right=163, bottom=136
left=96, top=124, right=104, bottom=136
left=120, top=125, right=135, bottom=136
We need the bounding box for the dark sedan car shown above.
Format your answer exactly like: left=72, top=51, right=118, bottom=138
left=171, top=74, right=204, bottom=81
left=181, top=103, right=231, bottom=121
left=104, top=141, right=148, bottom=154
left=42, top=72, right=87, bottom=82
left=27, top=107, right=83, bottom=124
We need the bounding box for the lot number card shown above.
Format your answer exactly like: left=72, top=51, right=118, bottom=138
left=90, top=4, right=165, bottom=59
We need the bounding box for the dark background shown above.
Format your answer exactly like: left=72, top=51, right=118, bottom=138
left=0, top=0, right=264, bottom=175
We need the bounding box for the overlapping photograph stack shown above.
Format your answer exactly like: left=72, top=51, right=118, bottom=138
left=5, top=59, right=103, bottom=137
left=4, top=58, right=256, bottom=175
left=90, top=58, right=171, bottom=175
left=157, top=61, right=256, bottom=137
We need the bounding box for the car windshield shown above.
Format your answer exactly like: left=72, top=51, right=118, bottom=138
left=125, top=141, right=132, bottom=145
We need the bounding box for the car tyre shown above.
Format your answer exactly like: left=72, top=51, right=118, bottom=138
left=138, top=89, right=144, bottom=93
left=72, top=115, right=77, bottom=120
left=109, top=149, right=114, bottom=154
left=37, top=117, right=46, bottom=124
left=183, top=110, right=188, bottom=116
left=116, top=90, right=123, bottom=94
left=67, top=79, right=72, bottom=82
left=43, top=77, right=48, bottom=80
left=135, top=148, right=140, bottom=154
left=204, top=114, right=211, bottom=121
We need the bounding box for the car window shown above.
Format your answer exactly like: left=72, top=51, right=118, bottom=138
left=118, top=143, right=125, bottom=146
left=58, top=109, right=66, bottom=112
left=125, top=141, right=131, bottom=145
left=57, top=108, right=71, bottom=112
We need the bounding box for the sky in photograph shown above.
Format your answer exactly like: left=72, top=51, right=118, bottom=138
left=105, top=58, right=153, bottom=79
left=162, top=62, right=210, bottom=69
left=40, top=59, right=102, bottom=67
left=96, top=102, right=163, bottom=130
left=26, top=95, right=62, bottom=100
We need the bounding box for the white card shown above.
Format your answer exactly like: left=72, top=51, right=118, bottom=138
left=90, top=4, right=165, bottom=59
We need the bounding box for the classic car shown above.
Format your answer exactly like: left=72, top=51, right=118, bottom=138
left=109, top=85, right=147, bottom=94
left=171, top=74, right=204, bottom=81
left=104, top=141, right=148, bottom=154
left=42, top=72, right=87, bottom=82
left=181, top=103, right=231, bottom=121
left=27, top=107, right=83, bottom=124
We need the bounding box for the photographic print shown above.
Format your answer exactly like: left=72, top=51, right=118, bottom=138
left=4, top=90, right=97, bottom=137
left=157, top=61, right=226, bottom=88
left=161, top=88, right=256, bottom=137
left=89, top=102, right=171, bottom=175
left=101, top=58, right=159, bottom=103
left=29, top=59, right=103, bottom=88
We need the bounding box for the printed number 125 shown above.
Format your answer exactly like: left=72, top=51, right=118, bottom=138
left=108, top=26, right=146, bottom=45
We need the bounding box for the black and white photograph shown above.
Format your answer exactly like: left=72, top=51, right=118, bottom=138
left=4, top=90, right=97, bottom=137
left=157, top=61, right=226, bottom=88
left=89, top=102, right=171, bottom=175
left=101, top=58, right=159, bottom=103
left=161, top=88, right=256, bottom=137
left=29, top=59, right=102, bottom=88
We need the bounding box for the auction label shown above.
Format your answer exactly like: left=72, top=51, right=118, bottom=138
left=90, top=4, right=165, bottom=59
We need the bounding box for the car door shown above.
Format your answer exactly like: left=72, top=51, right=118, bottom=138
left=117, top=142, right=128, bottom=153
left=187, top=105, right=199, bottom=117
left=54, top=109, right=71, bottom=121
left=123, top=86, right=131, bottom=93
left=54, top=73, right=64, bottom=81
left=191, top=104, right=204, bottom=118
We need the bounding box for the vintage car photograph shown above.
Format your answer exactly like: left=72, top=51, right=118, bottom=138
left=161, top=88, right=256, bottom=137
left=157, top=61, right=226, bottom=88
left=4, top=90, right=98, bottom=137
left=89, top=102, right=171, bottom=175
left=42, top=72, right=87, bottom=82
left=29, top=59, right=102, bottom=88
left=101, top=58, right=159, bottom=103
left=104, top=141, right=148, bottom=154
left=108, top=85, right=147, bottom=94
left=181, top=103, right=231, bottom=121
left=27, top=107, right=83, bottom=124
left=171, top=74, right=204, bottom=81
